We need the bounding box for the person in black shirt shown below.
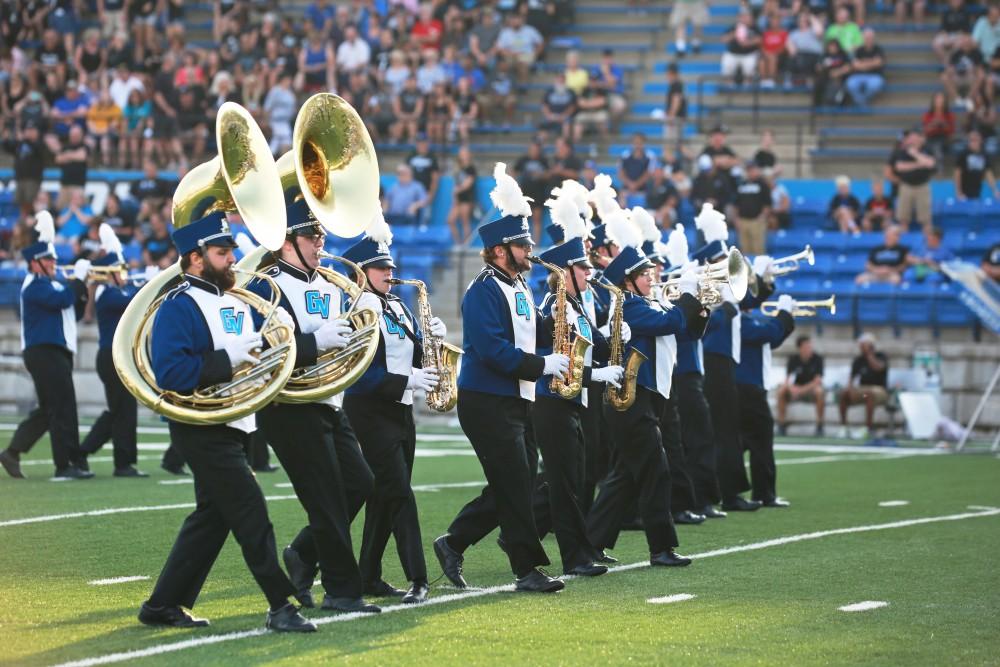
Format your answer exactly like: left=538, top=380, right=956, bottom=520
left=982, top=242, right=1000, bottom=283
left=550, top=137, right=583, bottom=186
left=691, top=153, right=735, bottom=213
left=645, top=166, right=678, bottom=225
left=131, top=160, right=172, bottom=217
left=889, top=130, right=935, bottom=228
left=152, top=52, right=184, bottom=168
left=54, top=124, right=88, bottom=209
left=943, top=34, right=985, bottom=106
left=933, top=0, right=972, bottom=64
left=955, top=130, right=999, bottom=200
left=406, top=135, right=440, bottom=226
left=700, top=125, right=740, bottom=173
left=734, top=161, right=771, bottom=255
left=856, top=224, right=910, bottom=285
left=813, top=39, right=852, bottom=107
left=446, top=145, right=478, bottom=244
left=776, top=336, right=825, bottom=436
left=839, top=333, right=890, bottom=435
left=720, top=12, right=761, bottom=86
left=514, top=141, right=551, bottom=232
left=540, top=74, right=577, bottom=140
left=845, top=29, right=885, bottom=108
left=390, top=76, right=423, bottom=144
left=33, top=28, right=67, bottom=86
left=827, top=175, right=862, bottom=232
left=862, top=179, right=894, bottom=231
left=753, top=129, right=778, bottom=172
left=3, top=121, right=46, bottom=218
left=664, top=63, right=687, bottom=146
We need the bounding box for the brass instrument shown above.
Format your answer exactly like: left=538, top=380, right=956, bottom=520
left=771, top=245, right=814, bottom=277
left=387, top=278, right=464, bottom=412
left=760, top=295, right=836, bottom=317
left=588, top=279, right=647, bottom=411
left=56, top=264, right=129, bottom=283
left=653, top=248, right=750, bottom=306
left=111, top=102, right=297, bottom=425
left=529, top=255, right=592, bottom=399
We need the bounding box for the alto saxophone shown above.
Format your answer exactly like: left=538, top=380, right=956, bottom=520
left=588, top=279, right=647, bottom=411
left=529, top=256, right=592, bottom=400
left=387, top=278, right=463, bottom=412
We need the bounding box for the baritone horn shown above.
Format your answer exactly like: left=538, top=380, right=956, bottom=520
left=760, top=295, right=836, bottom=317
left=655, top=247, right=750, bottom=305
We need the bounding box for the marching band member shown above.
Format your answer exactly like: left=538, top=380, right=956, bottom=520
left=341, top=215, right=432, bottom=604
left=0, top=212, right=91, bottom=480
left=586, top=209, right=708, bottom=567
left=735, top=295, right=797, bottom=507
left=139, top=211, right=314, bottom=633
left=246, top=199, right=378, bottom=615
left=78, top=224, right=149, bottom=478
left=531, top=194, right=623, bottom=578
left=435, top=164, right=569, bottom=594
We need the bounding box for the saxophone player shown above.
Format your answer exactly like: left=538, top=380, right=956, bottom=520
left=585, top=209, right=708, bottom=568
left=340, top=214, right=437, bottom=605
left=245, top=199, right=379, bottom=615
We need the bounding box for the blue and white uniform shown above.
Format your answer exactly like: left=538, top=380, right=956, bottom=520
left=19, top=273, right=85, bottom=353
left=346, top=289, right=422, bottom=404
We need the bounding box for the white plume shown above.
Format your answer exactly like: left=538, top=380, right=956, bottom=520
left=552, top=179, right=592, bottom=221
left=98, top=223, right=122, bottom=257
left=490, top=162, right=532, bottom=219
left=665, top=224, right=690, bottom=267
left=631, top=207, right=660, bottom=243
left=604, top=208, right=642, bottom=250
left=365, top=207, right=393, bottom=246
left=545, top=194, right=587, bottom=243
left=695, top=203, right=729, bottom=243
left=589, top=173, right=618, bottom=219
left=235, top=232, right=257, bottom=257
left=35, top=210, right=55, bottom=244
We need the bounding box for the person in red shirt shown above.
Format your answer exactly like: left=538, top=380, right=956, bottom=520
left=759, top=13, right=788, bottom=88
left=411, top=3, right=443, bottom=52
left=921, top=91, right=955, bottom=164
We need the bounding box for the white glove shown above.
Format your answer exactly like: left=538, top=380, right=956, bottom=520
left=73, top=259, right=91, bottom=282
left=777, top=294, right=796, bottom=314
left=225, top=333, right=262, bottom=369
left=752, top=255, right=774, bottom=278
left=619, top=321, right=631, bottom=344
left=428, top=316, right=447, bottom=338
left=543, top=353, right=570, bottom=380
left=313, top=318, right=352, bottom=351
left=144, top=265, right=160, bottom=281
left=407, top=367, right=440, bottom=392
left=274, top=307, right=294, bottom=327
left=591, top=365, right=624, bottom=388
left=678, top=267, right=699, bottom=297
left=721, top=283, right=740, bottom=305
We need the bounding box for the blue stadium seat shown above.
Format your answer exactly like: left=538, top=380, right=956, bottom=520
left=844, top=232, right=883, bottom=250
left=855, top=283, right=895, bottom=325
left=831, top=253, right=868, bottom=277
left=895, top=282, right=935, bottom=326
left=818, top=279, right=854, bottom=323
left=806, top=230, right=847, bottom=253
left=781, top=277, right=821, bottom=299
left=934, top=283, right=976, bottom=327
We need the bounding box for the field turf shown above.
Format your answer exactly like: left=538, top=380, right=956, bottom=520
left=0, top=423, right=998, bottom=666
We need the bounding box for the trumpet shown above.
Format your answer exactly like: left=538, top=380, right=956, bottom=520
left=770, top=245, right=814, bottom=277
left=56, top=264, right=129, bottom=283
left=760, top=295, right=836, bottom=317
left=652, top=248, right=749, bottom=306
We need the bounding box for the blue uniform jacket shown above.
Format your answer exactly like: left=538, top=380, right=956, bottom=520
left=95, top=284, right=137, bottom=349
left=622, top=291, right=707, bottom=393
left=457, top=264, right=552, bottom=398
left=674, top=334, right=703, bottom=375
left=346, top=290, right=424, bottom=401
left=734, top=310, right=795, bottom=387
left=20, top=275, right=86, bottom=352
left=535, top=291, right=611, bottom=404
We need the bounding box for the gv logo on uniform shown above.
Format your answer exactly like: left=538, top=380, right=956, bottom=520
left=576, top=315, right=593, bottom=341
left=383, top=313, right=406, bottom=339
left=220, top=307, right=245, bottom=334
left=305, top=290, right=331, bottom=318
left=515, top=292, right=531, bottom=320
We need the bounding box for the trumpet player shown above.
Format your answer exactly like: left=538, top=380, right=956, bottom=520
left=586, top=210, right=708, bottom=568
left=0, top=212, right=91, bottom=481
left=140, top=211, right=314, bottom=633
left=340, top=215, right=435, bottom=605
left=245, top=200, right=379, bottom=615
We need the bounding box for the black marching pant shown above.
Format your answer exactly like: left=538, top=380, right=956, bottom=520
left=81, top=347, right=137, bottom=469
left=533, top=396, right=597, bottom=572
left=161, top=441, right=186, bottom=470
left=282, top=404, right=372, bottom=598
left=259, top=402, right=373, bottom=599
left=247, top=431, right=272, bottom=470
left=674, top=372, right=721, bottom=507
left=447, top=390, right=550, bottom=577
left=580, top=381, right=610, bottom=515
left=587, top=387, right=679, bottom=554
left=147, top=422, right=295, bottom=610
left=8, top=345, right=83, bottom=470
left=704, top=353, right=751, bottom=499
left=344, top=394, right=427, bottom=586
left=660, top=391, right=697, bottom=514
left=737, top=383, right=778, bottom=502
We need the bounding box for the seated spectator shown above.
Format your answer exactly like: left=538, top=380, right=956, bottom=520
left=972, top=3, right=1000, bottom=63
left=670, top=0, right=709, bottom=56
left=828, top=175, right=862, bottom=232
left=101, top=193, right=136, bottom=242
left=131, top=160, right=172, bottom=217
left=446, top=145, right=478, bottom=244
left=32, top=29, right=68, bottom=88
left=74, top=28, right=107, bottom=81
left=825, top=6, right=862, bottom=54
left=425, top=82, right=454, bottom=145
left=777, top=335, right=825, bottom=436
left=383, top=50, right=412, bottom=95
left=590, top=49, right=628, bottom=122
left=453, top=76, right=479, bottom=143
left=514, top=141, right=551, bottom=234
left=175, top=89, right=209, bottom=164
left=956, top=130, right=999, bottom=200
left=663, top=63, right=687, bottom=145
left=862, top=179, right=894, bottom=231
left=692, top=153, right=736, bottom=213
left=982, top=242, right=1000, bottom=282
left=76, top=216, right=104, bottom=261
left=922, top=92, right=956, bottom=165
left=497, top=12, right=544, bottom=82
left=482, top=57, right=517, bottom=130
left=964, top=98, right=999, bottom=157
left=50, top=80, right=91, bottom=139
left=942, top=34, right=985, bottom=109
left=85, top=90, right=122, bottom=162
left=855, top=224, right=909, bottom=285
left=934, top=0, right=973, bottom=64
left=453, top=54, right=487, bottom=95
left=987, top=44, right=1000, bottom=102
left=2, top=121, right=47, bottom=220
left=721, top=11, right=762, bottom=86
left=889, top=130, right=936, bottom=229
left=56, top=189, right=93, bottom=241
left=645, top=166, right=679, bottom=226
left=839, top=333, right=890, bottom=437
left=759, top=12, right=788, bottom=88
left=701, top=124, right=740, bottom=174
left=411, top=2, right=444, bottom=53
left=390, top=76, right=424, bottom=144
left=363, top=83, right=396, bottom=144
left=617, top=133, right=657, bottom=207
left=786, top=12, right=824, bottom=87
left=54, top=124, right=88, bottom=208
left=263, top=73, right=296, bottom=156
left=845, top=29, right=885, bottom=108
left=469, top=7, right=502, bottom=68
left=550, top=137, right=583, bottom=187
left=539, top=74, right=577, bottom=140
left=296, top=27, right=336, bottom=94
left=416, top=49, right=447, bottom=94
left=893, top=0, right=925, bottom=26
left=108, top=63, right=144, bottom=113
left=142, top=212, right=176, bottom=269
left=564, top=50, right=589, bottom=96
left=767, top=170, right=791, bottom=229
left=382, top=164, right=430, bottom=228
left=753, top=128, right=779, bottom=174
left=813, top=39, right=851, bottom=107
left=337, top=24, right=371, bottom=77
left=734, top=161, right=771, bottom=255
left=573, top=84, right=609, bottom=142
left=903, top=226, right=955, bottom=283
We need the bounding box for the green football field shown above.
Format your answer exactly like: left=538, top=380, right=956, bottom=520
left=1, top=422, right=998, bottom=666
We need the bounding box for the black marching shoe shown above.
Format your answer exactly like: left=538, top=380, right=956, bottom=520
left=515, top=569, right=565, bottom=593
left=0, top=450, right=25, bottom=478
left=365, top=580, right=406, bottom=597
left=265, top=603, right=316, bottom=632
left=321, top=596, right=381, bottom=613
left=433, top=535, right=468, bottom=589
left=402, top=581, right=430, bottom=604
left=160, top=462, right=189, bottom=476
left=253, top=464, right=280, bottom=473
left=673, top=510, right=706, bottom=525
left=701, top=504, right=727, bottom=519
left=564, top=562, right=608, bottom=577
left=761, top=496, right=791, bottom=508
left=138, top=602, right=210, bottom=628
left=114, top=466, right=150, bottom=478
left=721, top=496, right=762, bottom=512
left=594, top=550, right=618, bottom=564
left=53, top=465, right=94, bottom=480
left=282, top=546, right=317, bottom=608
left=650, top=550, right=692, bottom=567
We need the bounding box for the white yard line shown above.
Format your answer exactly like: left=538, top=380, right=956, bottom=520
left=647, top=593, right=696, bottom=605
left=157, top=480, right=193, bottom=486
left=51, top=506, right=1000, bottom=667
left=878, top=500, right=910, bottom=507
left=88, top=576, right=150, bottom=586
left=774, top=443, right=942, bottom=456
left=839, top=601, right=889, bottom=612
